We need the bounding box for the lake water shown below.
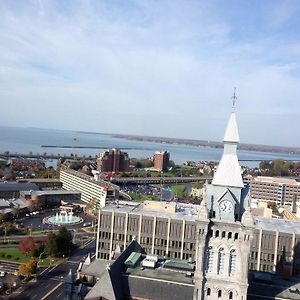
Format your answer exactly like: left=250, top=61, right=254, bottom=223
left=0, top=126, right=300, bottom=167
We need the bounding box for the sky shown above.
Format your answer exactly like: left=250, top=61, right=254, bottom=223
left=1, top=0, right=300, bottom=147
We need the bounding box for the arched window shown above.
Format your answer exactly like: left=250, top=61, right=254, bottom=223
left=229, top=291, right=233, bottom=299
left=217, top=248, right=225, bottom=274
left=207, top=288, right=211, bottom=296
left=229, top=249, right=237, bottom=275
left=218, top=290, right=222, bottom=298
left=228, top=232, right=232, bottom=239
left=234, top=233, right=239, bottom=240
left=207, top=247, right=214, bottom=272
left=222, top=231, right=226, bottom=238
left=215, top=230, right=219, bottom=237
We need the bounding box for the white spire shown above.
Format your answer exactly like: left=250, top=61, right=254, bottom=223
left=212, top=104, right=244, bottom=188
left=223, top=111, right=240, bottom=143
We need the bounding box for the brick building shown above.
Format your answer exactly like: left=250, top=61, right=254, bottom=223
left=97, top=148, right=130, bottom=173
left=153, top=151, right=170, bottom=171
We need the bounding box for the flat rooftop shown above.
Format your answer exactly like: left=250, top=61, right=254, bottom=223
left=127, top=264, right=194, bottom=285
left=255, top=216, right=300, bottom=234
left=102, top=201, right=300, bottom=233
left=22, top=189, right=80, bottom=196
left=0, top=182, right=39, bottom=192
left=254, top=176, right=300, bottom=185
left=102, top=200, right=200, bottom=221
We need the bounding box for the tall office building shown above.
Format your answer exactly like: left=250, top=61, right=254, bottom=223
left=97, top=148, right=130, bottom=173
left=154, top=151, right=170, bottom=171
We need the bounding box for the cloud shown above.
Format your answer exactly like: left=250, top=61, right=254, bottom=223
left=0, top=0, right=300, bottom=146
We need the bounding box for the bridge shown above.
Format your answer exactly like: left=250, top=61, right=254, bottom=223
left=110, top=176, right=212, bottom=185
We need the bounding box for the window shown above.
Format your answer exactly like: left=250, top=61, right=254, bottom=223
left=228, top=232, right=232, bottom=239
left=207, top=247, right=214, bottom=272
left=215, top=230, right=219, bottom=237
left=217, top=248, right=225, bottom=274
left=234, top=233, right=239, bottom=240
left=229, top=250, right=236, bottom=275
left=207, top=288, right=211, bottom=296
left=229, top=291, right=233, bottom=299
left=222, top=231, right=226, bottom=238
left=218, top=290, right=222, bottom=298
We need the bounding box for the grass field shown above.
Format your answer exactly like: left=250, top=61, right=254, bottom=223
left=0, top=248, right=59, bottom=266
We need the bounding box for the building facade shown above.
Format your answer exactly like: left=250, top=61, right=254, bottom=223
left=250, top=176, right=300, bottom=207
left=153, top=151, right=170, bottom=171
left=97, top=148, right=130, bottom=173
left=60, top=169, right=119, bottom=208
left=95, top=107, right=300, bottom=299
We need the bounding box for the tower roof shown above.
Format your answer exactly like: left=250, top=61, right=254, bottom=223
left=212, top=109, right=244, bottom=188
left=223, top=111, right=240, bottom=143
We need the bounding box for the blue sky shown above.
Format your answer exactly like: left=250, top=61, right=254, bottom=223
left=1, top=0, right=300, bottom=147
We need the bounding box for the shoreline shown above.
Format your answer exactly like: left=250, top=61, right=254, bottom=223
left=112, top=133, right=300, bottom=155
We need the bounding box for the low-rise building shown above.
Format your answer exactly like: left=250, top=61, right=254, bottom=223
left=96, top=200, right=300, bottom=276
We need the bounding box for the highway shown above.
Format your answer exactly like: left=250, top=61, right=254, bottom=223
left=110, top=175, right=212, bottom=185
left=8, top=239, right=96, bottom=300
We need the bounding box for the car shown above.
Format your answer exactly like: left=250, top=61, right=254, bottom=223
left=83, top=222, right=92, bottom=227
left=0, top=271, right=6, bottom=277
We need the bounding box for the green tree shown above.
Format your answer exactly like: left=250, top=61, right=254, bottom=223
left=44, top=228, right=73, bottom=258
left=44, top=233, right=59, bottom=257
left=56, top=227, right=73, bottom=257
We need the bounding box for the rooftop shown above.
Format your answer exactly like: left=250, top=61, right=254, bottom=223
left=22, top=189, right=80, bottom=196
left=255, top=216, right=300, bottom=234
left=102, top=200, right=200, bottom=221
left=254, top=176, right=300, bottom=186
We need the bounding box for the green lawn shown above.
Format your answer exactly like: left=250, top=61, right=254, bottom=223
left=0, top=248, right=59, bottom=266
left=0, top=248, right=30, bottom=263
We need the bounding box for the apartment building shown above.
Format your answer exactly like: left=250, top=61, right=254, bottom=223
left=60, top=169, right=119, bottom=208
left=97, top=148, right=130, bottom=173
left=153, top=151, right=170, bottom=171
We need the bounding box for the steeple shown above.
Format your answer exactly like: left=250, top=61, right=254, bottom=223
left=212, top=93, right=244, bottom=188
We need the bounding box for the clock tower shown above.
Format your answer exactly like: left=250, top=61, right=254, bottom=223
left=194, top=99, right=254, bottom=300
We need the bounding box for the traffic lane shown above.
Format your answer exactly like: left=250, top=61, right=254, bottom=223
left=44, top=281, right=65, bottom=300
left=10, top=260, right=78, bottom=300
left=8, top=239, right=95, bottom=300
left=67, top=239, right=96, bottom=263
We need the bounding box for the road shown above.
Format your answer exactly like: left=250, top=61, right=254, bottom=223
left=8, top=239, right=96, bottom=300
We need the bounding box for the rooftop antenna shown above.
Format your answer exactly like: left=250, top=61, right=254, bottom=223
left=232, top=87, right=237, bottom=110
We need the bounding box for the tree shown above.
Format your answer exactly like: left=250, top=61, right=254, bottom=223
left=0, top=212, right=9, bottom=224
left=44, top=233, right=59, bottom=257
left=19, top=237, right=35, bottom=255
left=19, top=258, right=37, bottom=276
left=56, top=227, right=73, bottom=257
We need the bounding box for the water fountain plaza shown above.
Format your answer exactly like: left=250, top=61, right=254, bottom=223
left=44, top=210, right=83, bottom=226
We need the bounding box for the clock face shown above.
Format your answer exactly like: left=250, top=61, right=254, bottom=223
left=219, top=200, right=233, bottom=214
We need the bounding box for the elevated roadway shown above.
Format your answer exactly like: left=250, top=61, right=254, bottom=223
left=110, top=176, right=212, bottom=185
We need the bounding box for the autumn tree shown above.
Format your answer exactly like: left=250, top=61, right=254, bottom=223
left=19, top=237, right=35, bottom=255
left=18, top=258, right=37, bottom=276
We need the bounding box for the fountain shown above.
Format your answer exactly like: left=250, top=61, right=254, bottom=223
left=44, top=210, right=83, bottom=226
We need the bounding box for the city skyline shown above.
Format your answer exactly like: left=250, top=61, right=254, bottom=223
left=1, top=1, right=300, bottom=147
